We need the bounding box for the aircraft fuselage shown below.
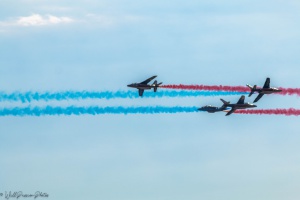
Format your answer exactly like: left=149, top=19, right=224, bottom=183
left=127, top=83, right=154, bottom=90
left=227, top=104, right=257, bottom=110
left=255, top=88, right=282, bottom=94
left=198, top=106, right=230, bottom=113
left=199, top=106, right=222, bottom=113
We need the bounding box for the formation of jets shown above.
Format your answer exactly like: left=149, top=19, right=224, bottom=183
left=199, top=78, right=281, bottom=116
left=128, top=76, right=281, bottom=116
left=198, top=95, right=257, bottom=116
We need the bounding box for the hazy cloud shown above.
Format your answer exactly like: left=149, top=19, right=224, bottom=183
left=17, top=14, right=73, bottom=26
left=0, top=14, right=74, bottom=28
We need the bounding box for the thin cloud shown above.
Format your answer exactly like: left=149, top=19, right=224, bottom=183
left=0, top=13, right=143, bottom=30
left=17, top=14, right=73, bottom=26
left=0, top=14, right=74, bottom=28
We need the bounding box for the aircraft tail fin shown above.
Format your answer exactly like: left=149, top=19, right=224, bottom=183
left=247, top=84, right=256, bottom=97
left=152, top=80, right=163, bottom=92
left=220, top=99, right=230, bottom=106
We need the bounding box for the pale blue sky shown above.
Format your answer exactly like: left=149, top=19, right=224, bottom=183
left=1, top=1, right=300, bottom=200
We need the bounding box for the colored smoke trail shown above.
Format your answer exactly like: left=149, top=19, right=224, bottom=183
left=161, top=85, right=249, bottom=92
left=0, top=106, right=199, bottom=116
left=0, top=90, right=246, bottom=102
left=279, top=87, right=300, bottom=96
left=161, top=85, right=300, bottom=96
left=1, top=106, right=299, bottom=116
left=235, top=108, right=300, bottom=116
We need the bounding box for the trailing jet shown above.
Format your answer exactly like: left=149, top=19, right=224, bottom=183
left=220, top=95, right=257, bottom=116
left=198, top=105, right=230, bottom=113
left=246, top=78, right=282, bottom=103
left=127, top=75, right=162, bottom=96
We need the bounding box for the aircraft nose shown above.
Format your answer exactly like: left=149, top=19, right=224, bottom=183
left=127, top=84, right=132, bottom=87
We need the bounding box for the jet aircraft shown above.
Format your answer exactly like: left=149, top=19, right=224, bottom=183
left=220, top=95, right=257, bottom=116
left=127, top=75, right=162, bottom=96
left=198, top=105, right=230, bottom=113
left=246, top=78, right=282, bottom=102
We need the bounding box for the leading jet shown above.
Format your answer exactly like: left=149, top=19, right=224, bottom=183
left=127, top=75, right=162, bottom=97
left=220, top=95, right=257, bottom=116
left=246, top=78, right=282, bottom=102
left=198, top=105, right=230, bottom=113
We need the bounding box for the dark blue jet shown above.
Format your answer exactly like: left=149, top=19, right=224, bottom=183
left=127, top=75, right=162, bottom=96
left=221, top=95, right=257, bottom=116
left=198, top=105, right=230, bottom=113
left=246, top=78, right=282, bottom=102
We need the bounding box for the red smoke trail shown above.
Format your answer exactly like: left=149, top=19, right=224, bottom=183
left=161, top=85, right=249, bottom=92
left=279, top=87, right=300, bottom=96
left=161, top=85, right=300, bottom=96
left=235, top=108, right=300, bottom=116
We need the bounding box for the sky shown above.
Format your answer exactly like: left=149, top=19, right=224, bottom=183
left=1, top=0, right=300, bottom=200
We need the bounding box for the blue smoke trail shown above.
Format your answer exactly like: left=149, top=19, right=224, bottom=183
left=0, top=106, right=199, bottom=116
left=0, top=90, right=247, bottom=102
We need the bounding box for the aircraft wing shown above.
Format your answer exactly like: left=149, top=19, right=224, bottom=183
left=140, top=76, right=157, bottom=84
left=254, top=93, right=264, bottom=103
left=226, top=108, right=236, bottom=116
left=263, top=78, right=270, bottom=88
left=236, top=95, right=245, bottom=104
left=139, top=89, right=144, bottom=97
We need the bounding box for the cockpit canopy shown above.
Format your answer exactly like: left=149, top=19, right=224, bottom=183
left=203, top=105, right=213, bottom=108
left=201, top=105, right=217, bottom=109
